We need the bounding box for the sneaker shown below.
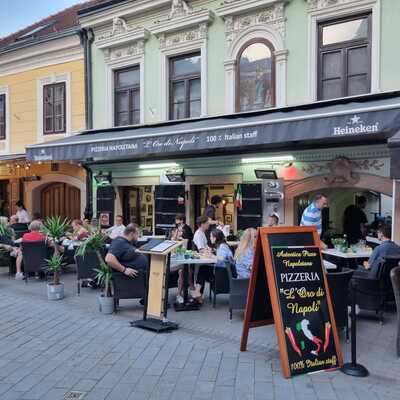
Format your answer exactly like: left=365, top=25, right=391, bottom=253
left=176, top=295, right=184, bottom=304
left=15, top=272, right=24, bottom=280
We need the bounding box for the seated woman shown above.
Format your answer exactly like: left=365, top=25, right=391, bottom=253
left=71, top=219, right=90, bottom=241
left=194, top=229, right=233, bottom=302
left=168, top=227, right=186, bottom=304
left=234, top=228, right=257, bottom=278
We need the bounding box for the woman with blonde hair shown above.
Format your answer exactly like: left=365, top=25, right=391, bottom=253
left=234, top=228, right=257, bottom=278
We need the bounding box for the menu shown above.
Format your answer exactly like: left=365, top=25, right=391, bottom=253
left=271, top=246, right=340, bottom=376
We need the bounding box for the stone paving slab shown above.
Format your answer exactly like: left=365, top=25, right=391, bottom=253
left=0, top=271, right=399, bottom=399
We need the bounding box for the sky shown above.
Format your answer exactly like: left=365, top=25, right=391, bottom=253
left=0, top=0, right=80, bottom=38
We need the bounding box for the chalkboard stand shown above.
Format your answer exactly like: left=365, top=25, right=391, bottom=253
left=341, top=280, right=369, bottom=377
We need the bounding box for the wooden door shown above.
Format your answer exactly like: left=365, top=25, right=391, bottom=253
left=41, top=183, right=80, bottom=220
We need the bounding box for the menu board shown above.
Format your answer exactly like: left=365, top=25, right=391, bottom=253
left=240, top=226, right=342, bottom=379
left=271, top=246, right=340, bottom=376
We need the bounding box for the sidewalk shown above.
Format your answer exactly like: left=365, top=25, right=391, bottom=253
left=0, top=271, right=399, bottom=400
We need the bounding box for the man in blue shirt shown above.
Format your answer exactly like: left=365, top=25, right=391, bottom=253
left=300, top=194, right=328, bottom=244
left=356, top=224, right=400, bottom=279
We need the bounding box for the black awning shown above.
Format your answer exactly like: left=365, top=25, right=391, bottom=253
left=26, top=92, right=400, bottom=163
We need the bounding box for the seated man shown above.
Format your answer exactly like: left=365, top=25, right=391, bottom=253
left=15, top=220, right=46, bottom=280
left=105, top=215, right=126, bottom=240
left=105, top=223, right=148, bottom=278
left=355, top=223, right=400, bottom=279
left=8, top=215, right=28, bottom=234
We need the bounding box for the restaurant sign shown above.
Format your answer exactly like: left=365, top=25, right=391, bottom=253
left=26, top=104, right=400, bottom=162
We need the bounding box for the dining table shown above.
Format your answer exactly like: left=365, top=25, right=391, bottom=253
left=322, top=248, right=372, bottom=270
left=170, top=255, right=217, bottom=311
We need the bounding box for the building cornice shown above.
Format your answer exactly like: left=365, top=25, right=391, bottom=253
left=216, top=0, right=290, bottom=18
left=306, top=0, right=377, bottom=12
left=79, top=0, right=171, bottom=28
left=0, top=35, right=83, bottom=77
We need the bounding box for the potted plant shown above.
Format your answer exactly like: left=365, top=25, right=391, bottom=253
left=45, top=254, right=65, bottom=300
left=94, top=262, right=114, bottom=314
left=75, top=232, right=113, bottom=313
left=41, top=216, right=70, bottom=256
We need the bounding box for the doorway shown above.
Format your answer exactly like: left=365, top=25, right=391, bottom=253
left=0, top=180, right=9, bottom=216
left=191, top=184, right=236, bottom=232
left=41, top=183, right=81, bottom=220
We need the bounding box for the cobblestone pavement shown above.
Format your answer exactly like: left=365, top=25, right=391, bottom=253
left=0, top=271, right=399, bottom=400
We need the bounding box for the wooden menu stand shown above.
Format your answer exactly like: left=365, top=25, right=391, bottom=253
left=132, top=241, right=181, bottom=333
left=240, top=226, right=343, bottom=378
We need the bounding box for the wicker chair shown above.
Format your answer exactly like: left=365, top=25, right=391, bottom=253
left=390, top=266, right=400, bottom=357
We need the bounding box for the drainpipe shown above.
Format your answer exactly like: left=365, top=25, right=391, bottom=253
left=83, top=165, right=93, bottom=220
left=80, top=28, right=94, bottom=130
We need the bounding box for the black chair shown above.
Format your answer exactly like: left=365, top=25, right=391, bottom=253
left=111, top=269, right=147, bottom=312
left=351, top=256, right=400, bottom=323
left=209, top=261, right=235, bottom=308
left=390, top=266, right=400, bottom=357
left=21, top=241, right=48, bottom=282
left=326, top=268, right=354, bottom=340
left=227, top=266, right=249, bottom=320
left=74, top=251, right=102, bottom=295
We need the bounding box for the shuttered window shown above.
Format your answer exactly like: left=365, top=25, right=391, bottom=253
left=0, top=94, right=5, bottom=140
left=43, top=82, right=66, bottom=134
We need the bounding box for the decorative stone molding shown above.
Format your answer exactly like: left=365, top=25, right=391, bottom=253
left=216, top=0, right=287, bottom=43
left=151, top=7, right=214, bottom=50
left=95, top=17, right=149, bottom=56
left=102, top=40, right=146, bottom=62
left=306, top=0, right=373, bottom=11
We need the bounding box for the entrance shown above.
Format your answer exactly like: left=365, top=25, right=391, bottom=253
left=295, top=187, right=392, bottom=240
left=0, top=180, right=9, bottom=216
left=41, top=183, right=81, bottom=220
left=191, top=184, right=236, bottom=232
left=122, top=186, right=154, bottom=232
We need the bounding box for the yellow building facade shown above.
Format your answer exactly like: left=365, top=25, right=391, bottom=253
left=0, top=16, right=87, bottom=219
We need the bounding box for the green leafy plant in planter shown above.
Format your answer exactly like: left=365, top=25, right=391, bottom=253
left=41, top=216, right=70, bottom=255
left=75, top=232, right=114, bottom=313
left=41, top=217, right=70, bottom=299
left=45, top=254, right=66, bottom=300
left=0, top=223, right=14, bottom=239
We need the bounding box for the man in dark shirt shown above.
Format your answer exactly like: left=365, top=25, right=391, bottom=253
left=105, top=224, right=148, bottom=277
left=343, top=196, right=368, bottom=244
left=355, top=224, right=400, bottom=279
left=204, top=195, right=222, bottom=244
left=175, top=213, right=193, bottom=249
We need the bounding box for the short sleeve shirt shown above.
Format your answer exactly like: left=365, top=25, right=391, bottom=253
left=108, top=236, right=148, bottom=270
left=204, top=205, right=216, bottom=220
left=193, top=229, right=208, bottom=251
left=216, top=243, right=233, bottom=268
left=22, top=232, right=45, bottom=242
left=300, top=202, right=322, bottom=235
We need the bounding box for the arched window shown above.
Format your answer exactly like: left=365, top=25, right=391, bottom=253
left=237, top=40, right=275, bottom=112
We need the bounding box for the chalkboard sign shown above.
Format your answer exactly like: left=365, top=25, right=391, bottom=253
left=271, top=246, right=340, bottom=376
left=240, top=226, right=342, bottom=378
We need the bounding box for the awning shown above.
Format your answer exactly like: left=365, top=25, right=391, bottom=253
left=0, top=153, right=26, bottom=162
left=26, top=92, right=400, bottom=163
left=388, top=130, right=400, bottom=179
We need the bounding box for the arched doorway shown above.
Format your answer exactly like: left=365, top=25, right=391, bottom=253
left=41, top=183, right=81, bottom=220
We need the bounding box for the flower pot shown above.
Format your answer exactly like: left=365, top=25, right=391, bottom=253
left=98, top=295, right=114, bottom=314
left=47, top=282, right=64, bottom=300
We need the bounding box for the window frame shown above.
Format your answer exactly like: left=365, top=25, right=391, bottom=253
left=43, top=82, right=66, bottom=135
left=235, top=38, right=276, bottom=113
left=317, top=12, right=372, bottom=100
left=169, top=52, right=201, bottom=121
left=113, top=65, right=141, bottom=127
left=0, top=94, right=5, bottom=140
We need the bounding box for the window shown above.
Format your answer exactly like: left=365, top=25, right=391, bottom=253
left=43, top=82, right=66, bottom=134
left=0, top=94, right=5, bottom=140
left=169, top=53, right=201, bottom=120
left=318, top=13, right=371, bottom=100
left=114, top=66, right=140, bottom=127
left=237, top=40, right=275, bottom=112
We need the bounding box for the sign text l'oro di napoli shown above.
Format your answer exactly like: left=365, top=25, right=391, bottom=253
left=332, top=114, right=379, bottom=136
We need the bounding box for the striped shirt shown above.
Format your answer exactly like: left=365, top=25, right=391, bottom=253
left=300, top=202, right=322, bottom=235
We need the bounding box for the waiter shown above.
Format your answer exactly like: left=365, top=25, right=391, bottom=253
left=203, top=195, right=223, bottom=243
left=343, top=196, right=368, bottom=245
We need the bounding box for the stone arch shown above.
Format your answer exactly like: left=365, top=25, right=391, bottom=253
left=25, top=173, right=86, bottom=217
left=284, top=173, right=393, bottom=225
left=224, top=25, right=288, bottom=112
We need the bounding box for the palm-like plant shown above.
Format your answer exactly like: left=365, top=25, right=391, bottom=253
left=0, top=223, right=14, bottom=239
left=41, top=217, right=70, bottom=255
left=75, top=231, right=106, bottom=265
left=94, top=262, right=113, bottom=297
left=45, top=254, right=65, bottom=286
